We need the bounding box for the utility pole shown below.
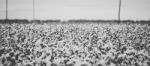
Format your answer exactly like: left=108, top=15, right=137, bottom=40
left=6, top=0, right=8, bottom=20
left=118, top=0, right=121, bottom=23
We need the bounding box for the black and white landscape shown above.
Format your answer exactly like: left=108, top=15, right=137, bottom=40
left=0, top=0, right=150, bottom=66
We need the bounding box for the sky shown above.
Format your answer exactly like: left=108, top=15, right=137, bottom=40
left=0, top=0, right=150, bottom=20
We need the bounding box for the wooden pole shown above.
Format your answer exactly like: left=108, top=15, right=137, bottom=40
left=6, top=0, right=8, bottom=20
left=118, top=0, right=121, bottom=23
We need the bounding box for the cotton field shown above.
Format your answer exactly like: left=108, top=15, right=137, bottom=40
left=0, top=23, right=150, bottom=66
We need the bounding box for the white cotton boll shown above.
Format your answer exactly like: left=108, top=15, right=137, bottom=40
left=102, top=44, right=109, bottom=48
left=74, top=61, right=82, bottom=66
left=5, top=53, right=10, bottom=57
left=80, top=61, right=92, bottom=66
left=106, top=52, right=113, bottom=58
left=35, top=58, right=41, bottom=64
left=17, top=63, right=22, bottom=66
left=138, top=49, right=145, bottom=54
left=125, top=47, right=135, bottom=54
left=118, top=54, right=126, bottom=58
left=109, top=62, right=116, bottom=66
left=43, top=56, right=52, bottom=65
left=96, top=60, right=106, bottom=66
left=143, top=61, right=149, bottom=66
left=35, top=38, right=43, bottom=45
left=53, top=58, right=65, bottom=65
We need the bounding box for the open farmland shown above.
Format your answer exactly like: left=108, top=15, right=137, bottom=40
left=0, top=23, right=150, bottom=66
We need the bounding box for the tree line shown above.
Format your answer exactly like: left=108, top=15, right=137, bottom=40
left=0, top=19, right=150, bottom=24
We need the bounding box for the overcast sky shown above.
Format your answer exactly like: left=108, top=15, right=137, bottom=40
left=0, top=0, right=150, bottom=20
